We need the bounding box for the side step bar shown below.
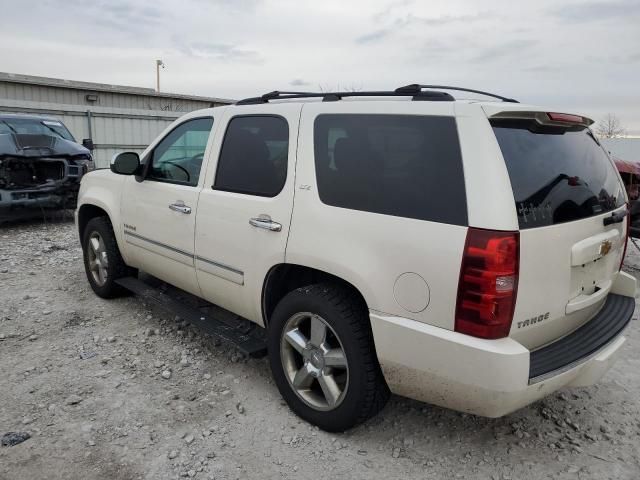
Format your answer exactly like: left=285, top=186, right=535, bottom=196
left=115, top=276, right=268, bottom=358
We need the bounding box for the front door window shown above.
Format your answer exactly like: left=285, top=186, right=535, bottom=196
left=148, top=117, right=213, bottom=186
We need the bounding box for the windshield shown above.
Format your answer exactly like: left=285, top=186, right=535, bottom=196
left=0, top=117, right=75, bottom=141
left=492, top=119, right=625, bottom=229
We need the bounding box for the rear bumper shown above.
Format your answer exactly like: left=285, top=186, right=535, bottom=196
left=529, top=293, right=634, bottom=382
left=370, top=283, right=635, bottom=417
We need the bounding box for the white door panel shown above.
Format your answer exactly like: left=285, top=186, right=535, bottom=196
left=195, top=253, right=244, bottom=285
left=195, top=104, right=302, bottom=325
left=121, top=115, right=216, bottom=297
left=122, top=179, right=202, bottom=295
left=124, top=227, right=193, bottom=267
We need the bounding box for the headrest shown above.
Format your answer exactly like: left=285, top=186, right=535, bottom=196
left=333, top=135, right=380, bottom=177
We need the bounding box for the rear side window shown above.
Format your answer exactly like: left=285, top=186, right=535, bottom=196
left=214, top=115, right=288, bottom=197
left=313, top=114, right=467, bottom=225
left=492, top=120, right=625, bottom=229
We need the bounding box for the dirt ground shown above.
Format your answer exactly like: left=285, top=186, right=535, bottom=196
left=1, top=218, right=639, bottom=480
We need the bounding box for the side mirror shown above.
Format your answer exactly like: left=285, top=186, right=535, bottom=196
left=82, top=138, right=95, bottom=151
left=111, top=152, right=141, bottom=175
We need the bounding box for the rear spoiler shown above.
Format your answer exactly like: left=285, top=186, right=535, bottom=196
left=490, top=111, right=594, bottom=128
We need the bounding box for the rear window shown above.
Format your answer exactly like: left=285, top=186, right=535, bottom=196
left=492, top=120, right=625, bottom=229
left=314, top=114, right=467, bottom=225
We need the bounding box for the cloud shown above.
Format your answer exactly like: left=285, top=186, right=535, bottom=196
left=0, top=0, right=638, bottom=135
left=628, top=52, right=640, bottom=62
left=524, top=64, right=558, bottom=73
left=356, top=11, right=491, bottom=44
left=469, top=39, right=537, bottom=63
left=190, top=0, right=262, bottom=10
left=188, top=42, right=261, bottom=61
left=552, top=1, right=640, bottom=22
left=56, top=0, right=164, bottom=25
left=395, top=12, right=491, bottom=27
left=372, top=0, right=415, bottom=21
left=43, top=0, right=166, bottom=39
left=170, top=37, right=261, bottom=62
left=356, top=29, right=391, bottom=44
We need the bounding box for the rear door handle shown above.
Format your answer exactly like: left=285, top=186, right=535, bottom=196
left=169, top=202, right=191, bottom=214
left=249, top=216, right=282, bottom=232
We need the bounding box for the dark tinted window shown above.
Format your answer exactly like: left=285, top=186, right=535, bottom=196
left=313, top=114, right=467, bottom=225
left=149, top=117, right=213, bottom=186
left=492, top=120, right=625, bottom=229
left=214, top=116, right=288, bottom=197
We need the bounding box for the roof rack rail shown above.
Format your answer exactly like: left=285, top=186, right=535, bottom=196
left=395, top=84, right=519, bottom=103
left=235, top=89, right=455, bottom=105
left=235, top=84, right=517, bottom=105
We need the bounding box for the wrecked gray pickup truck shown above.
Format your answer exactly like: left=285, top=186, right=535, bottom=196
left=0, top=114, right=94, bottom=222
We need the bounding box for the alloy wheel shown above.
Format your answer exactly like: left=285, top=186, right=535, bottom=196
left=280, top=312, right=349, bottom=411
left=87, top=231, right=109, bottom=286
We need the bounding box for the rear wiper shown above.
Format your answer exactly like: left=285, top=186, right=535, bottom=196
left=586, top=130, right=601, bottom=146
left=603, top=209, right=628, bottom=226
left=0, top=119, right=18, bottom=134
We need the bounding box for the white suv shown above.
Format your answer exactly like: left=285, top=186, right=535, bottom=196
left=76, top=85, right=637, bottom=431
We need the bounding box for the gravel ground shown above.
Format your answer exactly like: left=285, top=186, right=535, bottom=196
left=1, top=218, right=640, bottom=480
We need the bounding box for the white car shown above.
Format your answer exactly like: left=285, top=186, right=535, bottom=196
left=76, top=85, right=636, bottom=431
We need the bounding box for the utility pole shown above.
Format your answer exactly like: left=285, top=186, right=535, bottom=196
left=156, top=59, right=165, bottom=92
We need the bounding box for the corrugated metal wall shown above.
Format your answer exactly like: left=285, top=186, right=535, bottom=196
left=0, top=98, right=182, bottom=167
left=0, top=80, right=214, bottom=111
left=0, top=76, right=231, bottom=168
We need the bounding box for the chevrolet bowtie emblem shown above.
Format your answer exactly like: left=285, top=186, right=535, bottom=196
left=599, top=240, right=613, bottom=256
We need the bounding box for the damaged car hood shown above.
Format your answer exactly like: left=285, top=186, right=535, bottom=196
left=0, top=133, right=90, bottom=158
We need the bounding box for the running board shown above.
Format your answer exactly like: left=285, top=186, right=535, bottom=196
left=115, top=276, right=267, bottom=358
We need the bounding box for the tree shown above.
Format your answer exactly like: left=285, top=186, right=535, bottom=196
left=596, top=113, right=626, bottom=138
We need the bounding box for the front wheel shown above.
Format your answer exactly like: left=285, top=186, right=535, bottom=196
left=268, top=283, right=390, bottom=431
left=82, top=217, right=131, bottom=298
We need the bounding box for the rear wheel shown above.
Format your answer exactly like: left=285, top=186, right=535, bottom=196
left=82, top=217, right=131, bottom=298
left=268, top=283, right=390, bottom=431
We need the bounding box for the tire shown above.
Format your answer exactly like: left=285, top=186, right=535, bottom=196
left=82, top=216, right=131, bottom=298
left=268, top=283, right=390, bottom=432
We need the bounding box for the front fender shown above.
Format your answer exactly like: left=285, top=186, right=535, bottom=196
left=77, top=170, right=128, bottom=262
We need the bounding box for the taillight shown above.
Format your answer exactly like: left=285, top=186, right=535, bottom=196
left=455, top=228, right=520, bottom=339
left=620, top=205, right=630, bottom=271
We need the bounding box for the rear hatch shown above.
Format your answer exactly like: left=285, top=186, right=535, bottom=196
left=487, top=109, right=628, bottom=350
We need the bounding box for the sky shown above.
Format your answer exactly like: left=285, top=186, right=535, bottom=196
left=0, top=0, right=639, bottom=134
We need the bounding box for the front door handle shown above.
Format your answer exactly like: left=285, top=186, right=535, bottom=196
left=249, top=216, right=282, bottom=232
left=169, top=202, right=191, bottom=214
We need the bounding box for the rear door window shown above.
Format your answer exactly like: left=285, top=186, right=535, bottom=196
left=492, top=120, right=625, bottom=229
left=214, top=115, right=288, bottom=197
left=313, top=114, right=467, bottom=225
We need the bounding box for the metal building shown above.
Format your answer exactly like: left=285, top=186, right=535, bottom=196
left=0, top=71, right=233, bottom=167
